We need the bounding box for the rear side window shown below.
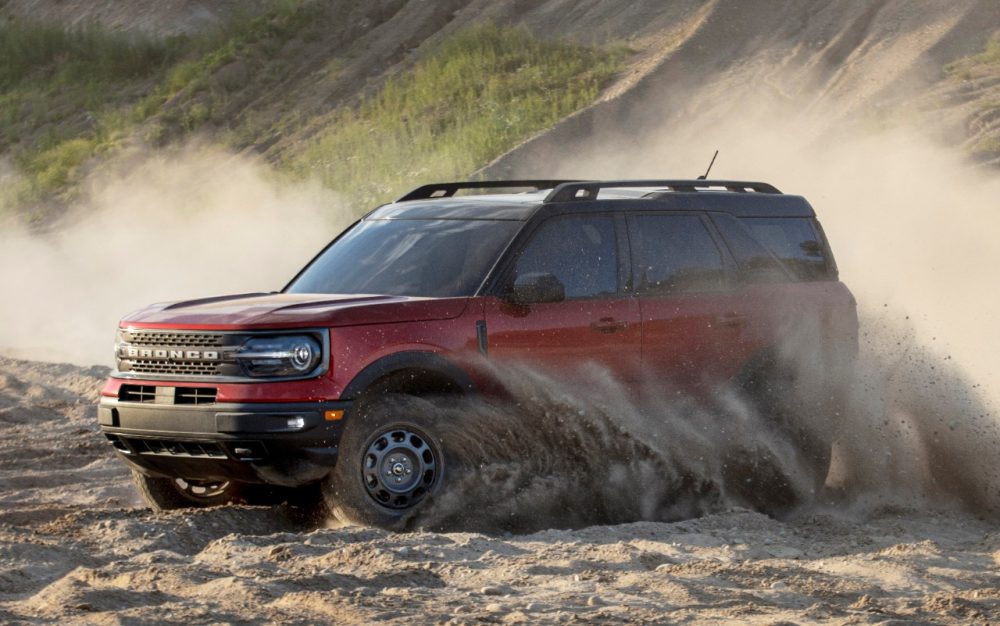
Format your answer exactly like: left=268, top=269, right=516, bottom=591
left=627, top=214, right=727, bottom=294
left=742, top=217, right=833, bottom=281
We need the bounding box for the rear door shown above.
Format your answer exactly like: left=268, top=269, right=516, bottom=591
left=626, top=212, right=756, bottom=394
left=483, top=213, right=642, bottom=384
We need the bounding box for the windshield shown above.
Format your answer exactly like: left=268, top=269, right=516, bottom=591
left=286, top=219, right=521, bottom=297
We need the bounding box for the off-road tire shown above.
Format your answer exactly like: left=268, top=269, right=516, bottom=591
left=131, top=469, right=242, bottom=511
left=730, top=361, right=834, bottom=513
left=324, top=393, right=451, bottom=530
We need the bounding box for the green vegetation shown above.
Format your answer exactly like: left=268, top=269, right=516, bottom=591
left=0, top=20, right=185, bottom=216
left=0, top=20, right=183, bottom=88
left=1, top=5, right=626, bottom=222
left=292, top=23, right=625, bottom=207
left=946, top=33, right=1000, bottom=79
left=0, top=1, right=325, bottom=220
left=134, top=0, right=326, bottom=132
left=945, top=34, right=1000, bottom=163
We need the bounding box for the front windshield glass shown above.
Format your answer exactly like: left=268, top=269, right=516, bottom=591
left=286, top=219, right=521, bottom=297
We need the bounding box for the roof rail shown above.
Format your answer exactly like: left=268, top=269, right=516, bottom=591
left=544, top=180, right=781, bottom=202
left=397, top=180, right=578, bottom=202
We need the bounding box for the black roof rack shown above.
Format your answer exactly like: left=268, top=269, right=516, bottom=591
left=544, top=179, right=781, bottom=202
left=397, top=180, right=578, bottom=202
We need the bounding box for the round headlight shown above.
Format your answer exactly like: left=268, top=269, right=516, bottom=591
left=290, top=339, right=318, bottom=371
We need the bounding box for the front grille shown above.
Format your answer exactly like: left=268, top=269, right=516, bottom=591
left=175, top=387, right=217, bottom=405
left=128, top=332, right=224, bottom=347
left=117, top=329, right=239, bottom=378
left=124, top=437, right=227, bottom=458
left=130, top=360, right=223, bottom=376
left=118, top=384, right=217, bottom=405
left=119, top=384, right=156, bottom=403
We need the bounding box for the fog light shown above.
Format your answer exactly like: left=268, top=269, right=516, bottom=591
left=287, top=416, right=306, bottom=430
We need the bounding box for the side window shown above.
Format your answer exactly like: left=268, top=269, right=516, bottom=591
left=741, top=217, right=831, bottom=281
left=514, top=215, right=618, bottom=299
left=709, top=213, right=788, bottom=283
left=627, top=214, right=727, bottom=295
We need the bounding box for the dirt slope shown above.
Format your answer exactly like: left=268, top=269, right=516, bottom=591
left=0, top=0, right=271, bottom=35
left=483, top=0, right=1000, bottom=177
left=4, top=0, right=997, bottom=210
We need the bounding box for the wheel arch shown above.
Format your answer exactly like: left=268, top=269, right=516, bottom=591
left=340, top=350, right=477, bottom=401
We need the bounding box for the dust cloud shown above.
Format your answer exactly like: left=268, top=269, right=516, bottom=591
left=403, top=310, right=1000, bottom=533
left=413, top=361, right=827, bottom=533
left=463, top=78, right=1000, bottom=525
left=642, top=107, right=1000, bottom=516
left=0, top=143, right=349, bottom=366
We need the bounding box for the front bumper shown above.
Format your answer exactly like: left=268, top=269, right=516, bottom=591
left=98, top=397, right=351, bottom=487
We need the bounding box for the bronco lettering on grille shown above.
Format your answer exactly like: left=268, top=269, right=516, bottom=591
left=123, top=347, right=220, bottom=361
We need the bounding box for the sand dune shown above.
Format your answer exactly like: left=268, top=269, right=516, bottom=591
left=1, top=358, right=999, bottom=624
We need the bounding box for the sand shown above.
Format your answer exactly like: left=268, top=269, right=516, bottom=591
left=1, top=356, right=998, bottom=625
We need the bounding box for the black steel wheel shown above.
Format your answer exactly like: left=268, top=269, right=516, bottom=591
left=132, top=469, right=242, bottom=511
left=324, top=394, right=450, bottom=530
left=361, top=426, right=441, bottom=510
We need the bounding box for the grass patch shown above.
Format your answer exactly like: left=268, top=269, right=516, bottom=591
left=291, top=23, right=626, bottom=207
left=0, top=20, right=184, bottom=89
left=0, top=19, right=186, bottom=217
left=944, top=34, right=1000, bottom=165
left=0, top=8, right=628, bottom=222
left=972, top=135, right=1000, bottom=158
left=946, top=34, right=1000, bottom=78
left=135, top=0, right=325, bottom=131
left=0, top=1, right=323, bottom=220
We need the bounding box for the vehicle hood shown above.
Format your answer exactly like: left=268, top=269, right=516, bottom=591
left=121, top=292, right=471, bottom=329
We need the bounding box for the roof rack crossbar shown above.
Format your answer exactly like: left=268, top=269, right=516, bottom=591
left=544, top=180, right=781, bottom=202
left=397, top=180, right=578, bottom=202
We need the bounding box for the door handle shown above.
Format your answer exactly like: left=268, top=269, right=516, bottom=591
left=591, top=317, right=628, bottom=333
left=715, top=313, right=748, bottom=327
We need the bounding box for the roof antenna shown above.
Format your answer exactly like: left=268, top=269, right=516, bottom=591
left=697, top=150, right=719, bottom=180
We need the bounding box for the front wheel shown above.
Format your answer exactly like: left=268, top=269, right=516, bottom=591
left=132, top=469, right=242, bottom=511
left=323, top=394, right=450, bottom=530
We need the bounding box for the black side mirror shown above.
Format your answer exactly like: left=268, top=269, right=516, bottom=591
left=511, top=272, right=565, bottom=304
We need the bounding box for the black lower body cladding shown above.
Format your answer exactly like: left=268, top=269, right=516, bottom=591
left=98, top=398, right=351, bottom=487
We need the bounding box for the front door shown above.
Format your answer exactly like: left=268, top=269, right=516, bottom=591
left=483, top=213, right=641, bottom=386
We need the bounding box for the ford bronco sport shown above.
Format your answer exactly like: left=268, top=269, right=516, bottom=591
left=98, top=179, right=858, bottom=528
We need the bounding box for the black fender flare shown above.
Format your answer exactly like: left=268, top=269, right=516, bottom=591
left=340, top=350, right=477, bottom=401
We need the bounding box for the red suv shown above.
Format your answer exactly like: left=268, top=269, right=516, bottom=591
left=98, top=179, right=857, bottom=528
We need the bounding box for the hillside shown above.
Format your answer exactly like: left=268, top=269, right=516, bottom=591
left=0, top=0, right=634, bottom=222
left=485, top=0, right=1000, bottom=177
left=3, top=0, right=998, bottom=226
left=3, top=3, right=1000, bottom=624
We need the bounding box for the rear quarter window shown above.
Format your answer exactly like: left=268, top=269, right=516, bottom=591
left=741, top=217, right=835, bottom=281
left=709, top=213, right=788, bottom=283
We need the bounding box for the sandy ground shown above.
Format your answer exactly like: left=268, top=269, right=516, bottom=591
left=0, top=356, right=998, bottom=625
